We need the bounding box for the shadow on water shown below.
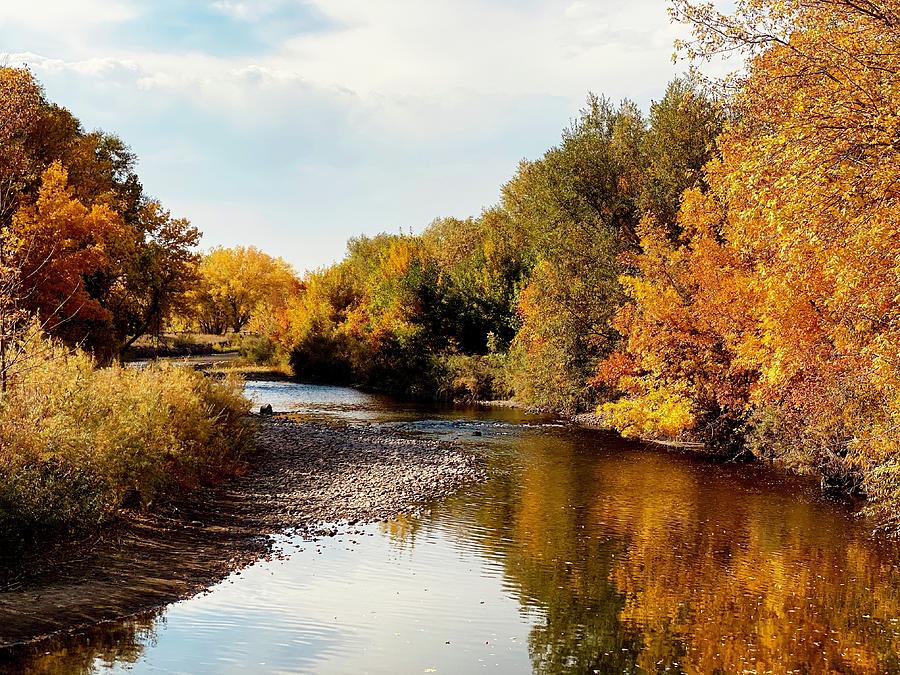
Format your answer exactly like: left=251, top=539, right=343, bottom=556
left=4, top=381, right=900, bottom=674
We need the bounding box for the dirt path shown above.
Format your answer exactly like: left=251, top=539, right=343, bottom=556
left=0, top=417, right=484, bottom=653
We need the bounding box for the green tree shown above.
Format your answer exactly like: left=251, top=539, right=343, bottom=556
left=639, top=74, right=724, bottom=234
left=501, top=96, right=644, bottom=410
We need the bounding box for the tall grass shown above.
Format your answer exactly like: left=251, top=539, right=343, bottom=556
left=0, top=334, right=254, bottom=544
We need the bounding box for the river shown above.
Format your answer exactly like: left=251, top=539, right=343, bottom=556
left=5, top=379, right=900, bottom=674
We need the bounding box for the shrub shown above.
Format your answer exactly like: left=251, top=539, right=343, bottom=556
left=172, top=333, right=198, bottom=350
left=438, top=353, right=511, bottom=402
left=862, top=461, right=900, bottom=536
left=0, top=334, right=254, bottom=543
left=239, top=334, right=278, bottom=364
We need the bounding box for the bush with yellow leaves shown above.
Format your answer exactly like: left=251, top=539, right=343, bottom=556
left=0, top=332, right=253, bottom=543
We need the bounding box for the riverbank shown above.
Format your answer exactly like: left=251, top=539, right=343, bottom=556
left=0, top=416, right=483, bottom=651
left=123, top=333, right=239, bottom=361
left=6, top=381, right=900, bottom=674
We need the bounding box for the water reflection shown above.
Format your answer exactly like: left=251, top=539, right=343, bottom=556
left=0, top=613, right=159, bottom=674
left=3, top=382, right=900, bottom=674
left=434, top=429, right=900, bottom=674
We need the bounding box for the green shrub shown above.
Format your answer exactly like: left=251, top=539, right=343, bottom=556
left=239, top=334, right=279, bottom=364
left=438, top=353, right=511, bottom=402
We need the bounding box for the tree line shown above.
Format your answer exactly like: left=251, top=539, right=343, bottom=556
left=0, top=70, right=253, bottom=543
left=198, top=0, right=900, bottom=529
left=2, top=0, right=898, bottom=532
left=0, top=66, right=199, bottom=379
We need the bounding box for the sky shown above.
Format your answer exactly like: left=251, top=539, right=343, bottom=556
left=1, top=0, right=706, bottom=274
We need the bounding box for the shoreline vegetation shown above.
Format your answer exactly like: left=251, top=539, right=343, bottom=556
left=219, top=1, right=899, bottom=534
left=0, top=334, right=255, bottom=554
left=0, top=0, right=897, bottom=580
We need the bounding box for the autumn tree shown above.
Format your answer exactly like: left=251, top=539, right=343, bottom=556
left=502, top=84, right=720, bottom=411
left=599, top=0, right=900, bottom=525
left=0, top=68, right=44, bottom=388
left=9, top=162, right=126, bottom=347
left=597, top=191, right=759, bottom=448
left=0, top=68, right=43, bottom=225
left=278, top=262, right=362, bottom=383
left=679, top=0, right=898, bottom=481
left=100, top=202, right=201, bottom=354
left=0, top=67, right=202, bottom=359
left=187, top=246, right=297, bottom=335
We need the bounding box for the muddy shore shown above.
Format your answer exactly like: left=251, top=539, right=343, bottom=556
left=0, top=417, right=484, bottom=653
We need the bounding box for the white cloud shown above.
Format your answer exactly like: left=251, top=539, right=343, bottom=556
left=271, top=0, right=690, bottom=100
left=8, top=52, right=140, bottom=79
left=0, top=0, right=137, bottom=34
left=209, top=0, right=285, bottom=22
left=2, top=0, right=723, bottom=271
left=11, top=1, right=696, bottom=131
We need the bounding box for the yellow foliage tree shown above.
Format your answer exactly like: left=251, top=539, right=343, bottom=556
left=606, top=0, right=900, bottom=511
left=188, top=246, right=298, bottom=335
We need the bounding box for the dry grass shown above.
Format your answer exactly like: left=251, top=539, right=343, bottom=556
left=0, top=334, right=254, bottom=543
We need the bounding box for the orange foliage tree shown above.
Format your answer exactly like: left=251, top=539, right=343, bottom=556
left=603, top=0, right=900, bottom=517
left=0, top=67, right=201, bottom=361
left=10, top=162, right=126, bottom=342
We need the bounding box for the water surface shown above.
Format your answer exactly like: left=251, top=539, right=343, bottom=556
left=7, top=381, right=900, bottom=674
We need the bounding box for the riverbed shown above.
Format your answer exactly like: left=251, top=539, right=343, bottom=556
left=3, top=379, right=900, bottom=674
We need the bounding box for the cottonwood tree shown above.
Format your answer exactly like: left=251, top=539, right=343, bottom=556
left=0, top=67, right=44, bottom=392
left=187, top=246, right=297, bottom=335
left=0, top=67, right=202, bottom=361
left=602, top=0, right=900, bottom=494
left=104, top=201, right=201, bottom=354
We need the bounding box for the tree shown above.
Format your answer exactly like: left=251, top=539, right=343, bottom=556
left=106, top=201, right=201, bottom=353
left=9, top=162, right=126, bottom=348
left=500, top=96, right=644, bottom=410
left=0, top=68, right=44, bottom=391
left=677, top=0, right=900, bottom=478
left=423, top=209, right=533, bottom=351
left=601, top=0, right=900, bottom=509
left=0, top=67, right=201, bottom=359
left=597, top=194, right=758, bottom=448
left=0, top=68, right=43, bottom=229
left=188, top=246, right=298, bottom=335
left=639, top=74, right=724, bottom=234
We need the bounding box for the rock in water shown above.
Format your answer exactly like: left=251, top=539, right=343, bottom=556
left=260, top=404, right=274, bottom=416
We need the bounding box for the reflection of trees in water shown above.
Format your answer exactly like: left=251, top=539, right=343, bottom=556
left=525, top=536, right=645, bottom=675
left=598, top=457, right=900, bottom=674
left=1, top=611, right=160, bottom=674
left=444, top=430, right=900, bottom=674
left=380, top=512, right=425, bottom=549
left=437, top=434, right=647, bottom=674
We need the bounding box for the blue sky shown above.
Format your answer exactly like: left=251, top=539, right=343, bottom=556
left=1, top=0, right=707, bottom=274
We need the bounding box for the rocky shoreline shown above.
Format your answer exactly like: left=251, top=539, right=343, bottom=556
left=0, top=416, right=484, bottom=652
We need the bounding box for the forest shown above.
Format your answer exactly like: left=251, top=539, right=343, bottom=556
left=1, top=0, right=899, bottom=542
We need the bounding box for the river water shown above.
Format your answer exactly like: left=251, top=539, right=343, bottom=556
left=9, top=381, right=900, bottom=674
